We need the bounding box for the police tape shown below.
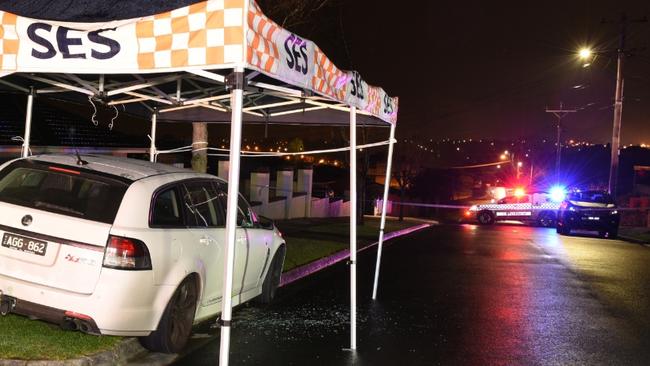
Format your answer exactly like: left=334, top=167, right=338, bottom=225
left=376, top=200, right=650, bottom=212
left=375, top=201, right=471, bottom=209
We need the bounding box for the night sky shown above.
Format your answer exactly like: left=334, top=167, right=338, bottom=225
left=0, top=0, right=649, bottom=144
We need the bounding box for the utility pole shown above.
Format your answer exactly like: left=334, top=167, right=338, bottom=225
left=604, top=14, right=647, bottom=197
left=545, top=102, right=577, bottom=184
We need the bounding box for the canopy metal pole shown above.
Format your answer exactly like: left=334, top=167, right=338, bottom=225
left=149, top=109, right=158, bottom=162
left=372, top=123, right=396, bottom=300
left=219, top=66, right=245, bottom=366
left=349, top=106, right=357, bottom=350
left=99, top=74, right=105, bottom=94
left=21, top=87, right=34, bottom=158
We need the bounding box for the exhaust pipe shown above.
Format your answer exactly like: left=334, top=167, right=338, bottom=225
left=0, top=296, right=15, bottom=316
left=61, top=318, right=79, bottom=331
left=71, top=318, right=94, bottom=333
left=72, top=318, right=91, bottom=333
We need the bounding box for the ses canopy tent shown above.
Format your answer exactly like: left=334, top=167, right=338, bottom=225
left=0, top=0, right=398, bottom=363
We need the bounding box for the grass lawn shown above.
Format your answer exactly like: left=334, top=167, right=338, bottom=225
left=0, top=314, right=121, bottom=360
left=0, top=216, right=424, bottom=360
left=619, top=226, right=650, bottom=243
left=277, top=216, right=423, bottom=271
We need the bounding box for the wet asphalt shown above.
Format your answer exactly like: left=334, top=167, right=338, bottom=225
left=173, top=224, right=650, bottom=365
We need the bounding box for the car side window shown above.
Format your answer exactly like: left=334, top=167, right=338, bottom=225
left=151, top=187, right=183, bottom=227
left=182, top=181, right=224, bottom=227
left=500, top=196, right=515, bottom=204
left=214, top=183, right=257, bottom=228
left=238, top=194, right=257, bottom=228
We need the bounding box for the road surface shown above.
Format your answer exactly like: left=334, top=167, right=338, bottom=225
left=174, top=224, right=650, bottom=365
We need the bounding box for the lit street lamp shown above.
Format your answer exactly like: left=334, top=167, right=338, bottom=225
left=578, top=43, right=623, bottom=196
left=578, top=15, right=648, bottom=196
left=578, top=47, right=593, bottom=67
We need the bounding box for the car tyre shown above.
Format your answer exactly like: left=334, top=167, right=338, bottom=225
left=477, top=211, right=495, bottom=225
left=139, top=276, right=198, bottom=354
left=257, top=248, right=285, bottom=304
left=537, top=211, right=556, bottom=228
left=556, top=224, right=570, bottom=235
left=607, top=228, right=618, bottom=239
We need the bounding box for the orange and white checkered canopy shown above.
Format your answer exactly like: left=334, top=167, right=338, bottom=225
left=0, top=0, right=397, bottom=124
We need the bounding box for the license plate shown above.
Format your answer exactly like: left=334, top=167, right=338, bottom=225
left=587, top=216, right=600, bottom=221
left=1, top=232, right=48, bottom=256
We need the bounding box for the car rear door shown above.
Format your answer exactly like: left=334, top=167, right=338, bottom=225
left=179, top=181, right=228, bottom=307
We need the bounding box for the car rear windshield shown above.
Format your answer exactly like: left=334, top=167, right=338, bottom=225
left=568, top=191, right=614, bottom=204
left=0, top=161, right=129, bottom=224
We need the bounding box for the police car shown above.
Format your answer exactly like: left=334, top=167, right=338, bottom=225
left=466, top=191, right=561, bottom=227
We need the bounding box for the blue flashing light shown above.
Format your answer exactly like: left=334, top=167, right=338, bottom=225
left=550, top=186, right=566, bottom=202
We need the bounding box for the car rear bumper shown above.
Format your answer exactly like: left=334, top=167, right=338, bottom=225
left=0, top=292, right=101, bottom=334
left=0, top=269, right=176, bottom=336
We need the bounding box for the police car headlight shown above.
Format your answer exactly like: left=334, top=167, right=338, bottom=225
left=469, top=205, right=478, bottom=212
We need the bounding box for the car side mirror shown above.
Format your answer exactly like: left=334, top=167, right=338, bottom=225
left=258, top=215, right=274, bottom=230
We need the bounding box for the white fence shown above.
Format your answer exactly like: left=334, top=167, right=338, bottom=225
left=251, top=196, right=350, bottom=220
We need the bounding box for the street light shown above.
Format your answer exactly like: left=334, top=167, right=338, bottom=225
left=578, top=47, right=593, bottom=67
left=578, top=48, right=592, bottom=59
left=576, top=41, right=623, bottom=196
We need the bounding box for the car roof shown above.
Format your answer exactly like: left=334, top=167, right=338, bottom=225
left=21, top=154, right=213, bottom=181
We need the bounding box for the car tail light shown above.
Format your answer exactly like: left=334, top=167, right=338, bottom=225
left=64, top=310, right=92, bottom=321
left=103, top=235, right=152, bottom=270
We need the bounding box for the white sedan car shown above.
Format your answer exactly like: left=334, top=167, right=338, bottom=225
left=0, top=154, right=286, bottom=353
